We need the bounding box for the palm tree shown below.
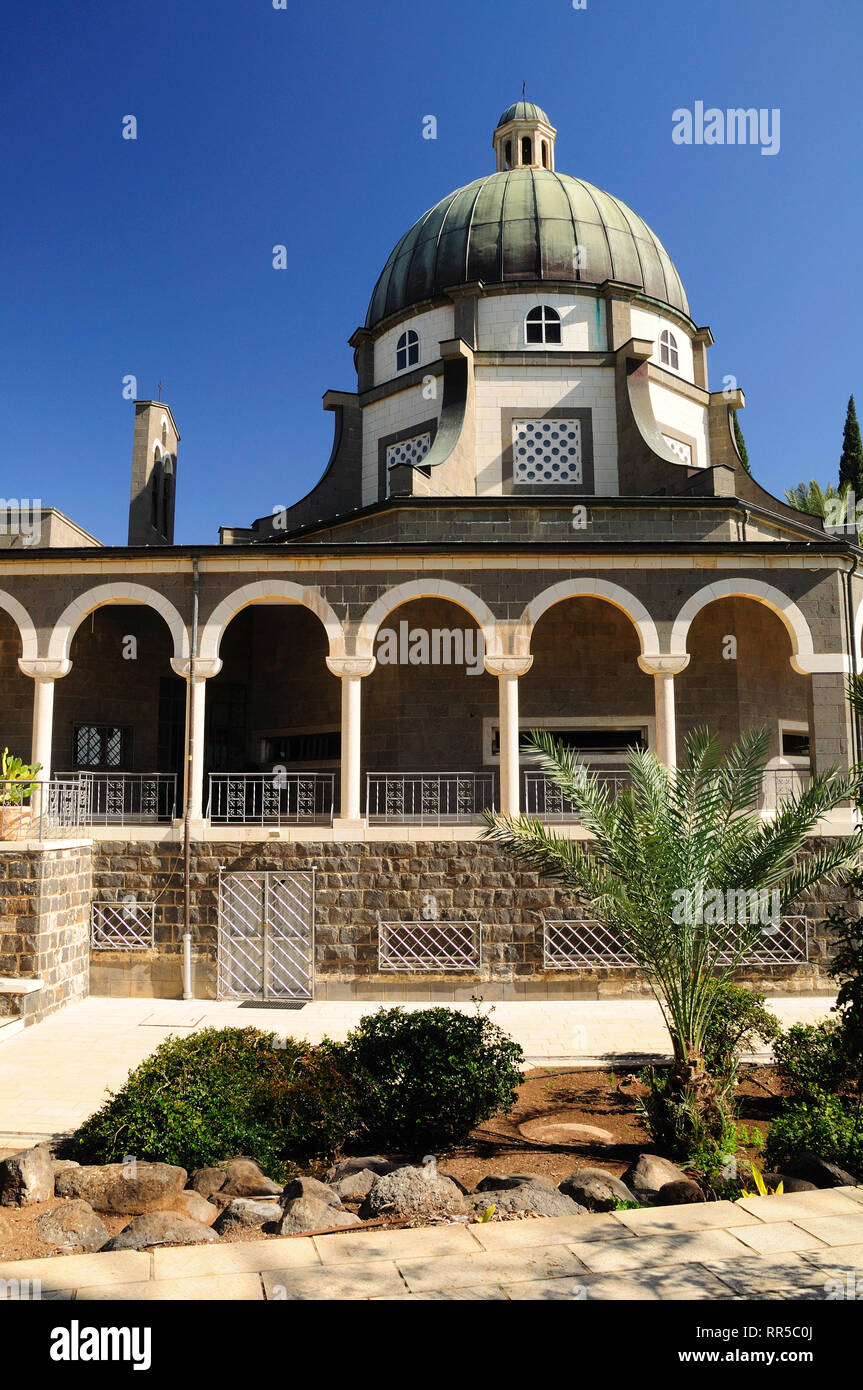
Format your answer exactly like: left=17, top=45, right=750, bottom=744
left=785, top=478, right=850, bottom=524
left=483, top=728, right=863, bottom=1140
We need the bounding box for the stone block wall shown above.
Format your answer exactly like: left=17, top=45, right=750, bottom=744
left=88, top=837, right=850, bottom=1002
left=0, top=843, right=92, bottom=1024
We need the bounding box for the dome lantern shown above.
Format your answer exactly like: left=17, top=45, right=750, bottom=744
left=493, top=100, right=557, bottom=172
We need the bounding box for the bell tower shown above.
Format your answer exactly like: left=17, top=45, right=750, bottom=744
left=493, top=101, right=557, bottom=172
left=128, top=400, right=180, bottom=546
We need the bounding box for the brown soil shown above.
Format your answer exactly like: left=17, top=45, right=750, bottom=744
left=0, top=1064, right=786, bottom=1262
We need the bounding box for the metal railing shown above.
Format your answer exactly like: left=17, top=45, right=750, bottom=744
left=58, top=772, right=177, bottom=825
left=543, top=916, right=809, bottom=969
left=366, top=772, right=496, bottom=825
left=379, top=920, right=482, bottom=972
left=207, top=772, right=335, bottom=825
left=522, top=768, right=632, bottom=820
left=0, top=778, right=89, bottom=841
left=91, top=901, right=155, bottom=950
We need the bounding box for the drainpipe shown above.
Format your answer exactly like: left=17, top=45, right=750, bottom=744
left=182, top=556, right=200, bottom=1001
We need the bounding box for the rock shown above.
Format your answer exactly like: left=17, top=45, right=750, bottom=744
left=54, top=1162, right=187, bottom=1215
left=559, top=1167, right=636, bottom=1212
left=37, top=1201, right=109, bottom=1253
left=280, top=1176, right=342, bottom=1208
left=213, top=1198, right=283, bottom=1233
left=188, top=1167, right=229, bottom=1199
left=782, top=1153, right=859, bottom=1190
left=359, top=1166, right=469, bottom=1221
left=324, top=1155, right=398, bottom=1183
left=760, top=1172, right=816, bottom=1194
left=475, top=1173, right=556, bottom=1193
left=468, top=1187, right=585, bottom=1218
left=216, top=1158, right=282, bottom=1198
left=331, top=1169, right=379, bottom=1203
left=621, top=1154, right=689, bottom=1203
left=518, top=1117, right=614, bottom=1145
left=656, top=1179, right=705, bottom=1206
left=0, top=1145, right=55, bottom=1207
left=162, top=1189, right=220, bottom=1226
left=52, top=1159, right=80, bottom=1176
left=103, top=1210, right=219, bottom=1251
left=277, top=1196, right=362, bottom=1234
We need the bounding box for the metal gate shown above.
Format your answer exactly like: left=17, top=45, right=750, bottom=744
left=217, top=870, right=315, bottom=1001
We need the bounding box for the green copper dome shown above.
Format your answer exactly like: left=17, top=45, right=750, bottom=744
left=496, top=101, right=551, bottom=127
left=365, top=169, right=689, bottom=329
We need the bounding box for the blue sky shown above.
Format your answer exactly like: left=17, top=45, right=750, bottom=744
left=3, top=0, right=862, bottom=543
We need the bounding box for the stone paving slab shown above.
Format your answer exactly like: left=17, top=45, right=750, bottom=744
left=802, top=1242, right=863, bottom=1267
left=397, top=1244, right=589, bottom=1293
left=78, top=1273, right=264, bottom=1301
left=734, top=1190, right=863, bottom=1223
left=706, top=1253, right=841, bottom=1299
left=0, top=1250, right=151, bottom=1294
left=727, top=1222, right=830, bottom=1256
left=152, top=1236, right=321, bottom=1280
left=262, top=1261, right=407, bottom=1301
left=568, top=1227, right=755, bottom=1274
left=612, top=1200, right=760, bottom=1236
left=787, top=1214, right=863, bottom=1247
left=467, top=1212, right=630, bottom=1250
left=312, top=1224, right=482, bottom=1265
left=505, top=1263, right=742, bottom=1301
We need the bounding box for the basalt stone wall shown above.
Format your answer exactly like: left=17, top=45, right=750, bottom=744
left=0, top=843, right=92, bottom=1024
left=87, top=838, right=851, bottom=1002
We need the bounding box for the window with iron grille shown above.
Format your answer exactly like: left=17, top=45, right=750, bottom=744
left=261, top=730, right=340, bottom=765
left=73, top=723, right=132, bottom=770
left=512, top=418, right=581, bottom=484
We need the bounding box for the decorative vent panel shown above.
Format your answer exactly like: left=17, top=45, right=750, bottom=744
left=386, top=432, right=431, bottom=469
left=513, top=419, right=582, bottom=484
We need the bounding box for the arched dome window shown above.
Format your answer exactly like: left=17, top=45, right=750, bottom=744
left=525, top=304, right=562, bottom=345
left=396, top=329, right=419, bottom=372
left=521, top=136, right=532, bottom=165
left=541, top=141, right=549, bottom=168
left=659, top=329, right=679, bottom=370
left=504, top=139, right=512, bottom=169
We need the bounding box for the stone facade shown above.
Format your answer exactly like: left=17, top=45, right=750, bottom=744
left=0, top=843, right=92, bottom=1024
left=87, top=838, right=845, bottom=1003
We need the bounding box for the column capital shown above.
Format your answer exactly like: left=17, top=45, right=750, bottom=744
left=484, top=654, right=533, bottom=678
left=18, top=658, right=71, bottom=681
left=637, top=653, right=690, bottom=677
left=171, top=657, right=223, bottom=681
left=326, top=656, right=376, bottom=679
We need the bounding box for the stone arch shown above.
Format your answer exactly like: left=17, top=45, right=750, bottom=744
left=514, top=579, right=660, bottom=656
left=355, top=579, right=498, bottom=659
left=0, top=589, right=39, bottom=662
left=198, top=580, right=345, bottom=662
left=47, top=584, right=191, bottom=662
left=670, top=579, right=815, bottom=670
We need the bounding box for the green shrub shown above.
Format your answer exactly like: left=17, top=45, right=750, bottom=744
left=702, top=981, right=781, bottom=1085
left=772, top=1020, right=850, bottom=1103
left=66, top=1026, right=353, bottom=1178
left=765, top=1088, right=863, bottom=1180
left=636, top=1065, right=738, bottom=1170
left=341, top=1005, right=524, bottom=1151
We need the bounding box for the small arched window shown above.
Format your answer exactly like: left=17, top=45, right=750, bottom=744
left=504, top=139, right=512, bottom=169
left=521, top=136, right=532, bottom=165
left=525, top=304, right=562, bottom=345
left=541, top=141, right=548, bottom=168
left=161, top=420, right=168, bottom=447
left=396, top=329, right=419, bottom=372
left=659, top=329, right=679, bottom=370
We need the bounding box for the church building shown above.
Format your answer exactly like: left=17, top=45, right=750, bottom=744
left=1, top=103, right=858, bottom=1019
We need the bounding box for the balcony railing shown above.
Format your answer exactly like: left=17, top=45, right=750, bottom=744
left=366, top=772, right=496, bottom=825
left=0, top=778, right=89, bottom=840
left=522, top=768, right=632, bottom=821
left=58, top=772, right=177, bottom=825
left=207, top=772, right=335, bottom=825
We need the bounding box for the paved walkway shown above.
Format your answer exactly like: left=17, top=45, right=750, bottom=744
left=3, top=1188, right=862, bottom=1300
left=0, top=995, right=834, bottom=1143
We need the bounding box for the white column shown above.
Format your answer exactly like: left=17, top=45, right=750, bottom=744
left=327, top=657, right=375, bottom=829
left=484, top=655, right=533, bottom=817
left=172, top=658, right=221, bottom=823
left=18, top=659, right=72, bottom=784
left=637, top=654, right=690, bottom=770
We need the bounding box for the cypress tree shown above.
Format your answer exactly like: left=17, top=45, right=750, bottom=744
left=733, top=411, right=750, bottom=472
left=839, top=395, right=863, bottom=495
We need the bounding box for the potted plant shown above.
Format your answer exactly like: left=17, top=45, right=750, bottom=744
left=0, top=749, right=42, bottom=840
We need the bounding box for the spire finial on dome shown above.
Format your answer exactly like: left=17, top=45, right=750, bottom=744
left=493, top=100, right=557, bottom=172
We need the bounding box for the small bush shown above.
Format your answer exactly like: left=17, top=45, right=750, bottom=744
left=341, top=1005, right=524, bottom=1151
left=66, top=1027, right=344, bottom=1178
left=702, top=981, right=781, bottom=1085
left=772, top=1020, right=850, bottom=1103
left=764, top=1089, right=863, bottom=1180
left=636, top=1066, right=737, bottom=1170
